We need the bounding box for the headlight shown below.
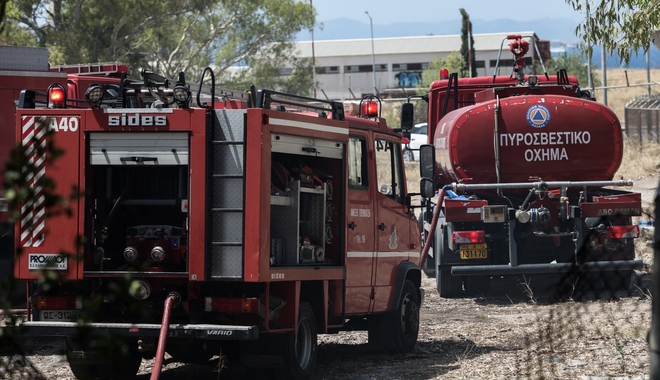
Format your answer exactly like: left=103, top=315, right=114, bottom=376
left=123, top=246, right=139, bottom=261
left=85, top=84, right=104, bottom=106
left=151, top=246, right=165, bottom=262
left=131, top=280, right=151, bottom=300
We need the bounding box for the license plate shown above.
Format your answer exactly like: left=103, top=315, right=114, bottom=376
left=39, top=310, right=78, bottom=321
left=459, top=244, right=488, bottom=259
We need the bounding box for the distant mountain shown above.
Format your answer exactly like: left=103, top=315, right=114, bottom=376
left=297, top=17, right=660, bottom=69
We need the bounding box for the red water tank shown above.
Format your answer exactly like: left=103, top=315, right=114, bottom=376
left=433, top=95, right=623, bottom=191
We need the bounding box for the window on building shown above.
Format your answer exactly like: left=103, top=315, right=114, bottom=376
left=316, top=66, right=340, bottom=75
left=475, top=60, right=486, bottom=68
left=345, top=65, right=374, bottom=73
left=490, top=57, right=532, bottom=67
left=279, top=68, right=293, bottom=76
left=392, top=63, right=428, bottom=72
left=376, top=64, right=388, bottom=72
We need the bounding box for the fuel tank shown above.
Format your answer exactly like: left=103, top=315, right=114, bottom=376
left=433, top=95, right=623, bottom=192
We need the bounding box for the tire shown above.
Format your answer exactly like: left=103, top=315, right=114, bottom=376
left=403, top=148, right=415, bottom=162
left=273, top=303, right=317, bottom=380
left=390, top=280, right=420, bottom=353
left=437, top=268, right=463, bottom=298
left=464, top=276, right=490, bottom=296
left=435, top=221, right=462, bottom=298
left=66, top=338, right=141, bottom=380
left=603, top=269, right=633, bottom=292
left=419, top=211, right=436, bottom=278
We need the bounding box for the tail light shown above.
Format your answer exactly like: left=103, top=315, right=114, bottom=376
left=205, top=297, right=259, bottom=313
left=35, top=295, right=81, bottom=310
left=606, top=225, right=640, bottom=239
left=47, top=84, right=66, bottom=108
left=361, top=100, right=378, bottom=117
left=452, top=230, right=485, bottom=244
left=401, top=136, right=411, bottom=144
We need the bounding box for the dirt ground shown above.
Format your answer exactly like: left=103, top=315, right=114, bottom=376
left=3, top=178, right=658, bottom=380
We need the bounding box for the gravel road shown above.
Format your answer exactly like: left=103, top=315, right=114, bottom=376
left=2, top=175, right=657, bottom=380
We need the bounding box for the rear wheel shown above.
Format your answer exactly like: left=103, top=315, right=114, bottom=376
left=437, top=268, right=463, bottom=298
left=464, top=276, right=490, bottom=295
left=435, top=221, right=462, bottom=298
left=273, top=302, right=317, bottom=380
left=419, top=211, right=435, bottom=278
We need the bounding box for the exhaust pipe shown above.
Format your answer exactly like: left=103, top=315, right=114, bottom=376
left=150, top=292, right=181, bottom=380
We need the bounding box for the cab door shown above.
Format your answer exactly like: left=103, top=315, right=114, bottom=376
left=372, top=135, right=411, bottom=312
left=344, top=133, right=376, bottom=314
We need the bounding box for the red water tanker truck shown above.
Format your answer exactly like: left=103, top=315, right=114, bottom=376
left=402, top=35, right=643, bottom=298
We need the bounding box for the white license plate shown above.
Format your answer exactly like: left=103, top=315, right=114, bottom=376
left=39, top=310, right=78, bottom=321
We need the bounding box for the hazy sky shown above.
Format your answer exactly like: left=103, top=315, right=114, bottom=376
left=313, top=0, right=585, bottom=24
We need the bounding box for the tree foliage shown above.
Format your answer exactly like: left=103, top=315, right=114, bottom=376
left=459, top=8, right=476, bottom=78
left=419, top=51, right=465, bottom=95
left=2, top=0, right=315, bottom=94
left=567, top=0, right=659, bottom=65
left=542, top=51, right=601, bottom=88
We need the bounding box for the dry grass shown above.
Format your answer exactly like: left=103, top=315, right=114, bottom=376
left=591, top=69, right=660, bottom=124
left=616, top=138, right=660, bottom=180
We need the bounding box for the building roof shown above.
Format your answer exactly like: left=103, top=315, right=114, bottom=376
left=294, top=31, right=538, bottom=58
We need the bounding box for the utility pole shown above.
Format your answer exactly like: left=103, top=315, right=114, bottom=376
left=310, top=0, right=317, bottom=98
left=365, top=11, right=377, bottom=95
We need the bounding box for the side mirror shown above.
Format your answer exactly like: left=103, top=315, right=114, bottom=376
left=420, top=178, right=436, bottom=199
left=400, top=102, right=414, bottom=131
left=419, top=144, right=436, bottom=179
left=419, top=144, right=436, bottom=198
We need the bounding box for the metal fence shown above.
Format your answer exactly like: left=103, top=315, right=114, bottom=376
left=591, top=67, right=660, bottom=144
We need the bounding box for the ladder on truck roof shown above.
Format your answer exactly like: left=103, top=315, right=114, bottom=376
left=50, top=62, right=129, bottom=77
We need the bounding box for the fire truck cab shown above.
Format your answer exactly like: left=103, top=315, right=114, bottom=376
left=12, top=68, right=423, bottom=379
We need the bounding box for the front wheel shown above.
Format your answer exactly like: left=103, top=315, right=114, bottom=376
left=66, top=338, right=142, bottom=380
left=273, top=302, right=317, bottom=380
left=390, top=280, right=420, bottom=353
left=403, top=148, right=415, bottom=162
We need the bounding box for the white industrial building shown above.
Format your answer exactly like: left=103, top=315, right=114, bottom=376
left=292, top=31, right=550, bottom=100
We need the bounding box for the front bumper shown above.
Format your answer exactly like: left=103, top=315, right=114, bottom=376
left=13, top=321, right=259, bottom=340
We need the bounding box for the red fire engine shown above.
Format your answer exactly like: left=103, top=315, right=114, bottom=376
left=0, top=47, right=133, bottom=306
left=12, top=66, right=423, bottom=379
left=402, top=35, right=643, bottom=298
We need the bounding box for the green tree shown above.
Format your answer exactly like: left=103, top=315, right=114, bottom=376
left=412, top=52, right=464, bottom=124
left=220, top=56, right=315, bottom=96
left=419, top=51, right=465, bottom=95
left=567, top=0, right=660, bottom=65
left=4, top=0, right=315, bottom=87
left=541, top=51, right=601, bottom=88
left=459, top=8, right=476, bottom=78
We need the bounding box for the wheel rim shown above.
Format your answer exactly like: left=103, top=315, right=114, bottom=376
left=400, top=293, right=419, bottom=340
left=295, top=316, right=313, bottom=369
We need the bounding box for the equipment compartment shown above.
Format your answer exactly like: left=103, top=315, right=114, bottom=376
left=269, top=147, right=342, bottom=266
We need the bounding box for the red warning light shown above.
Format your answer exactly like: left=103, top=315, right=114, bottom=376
left=440, top=68, right=449, bottom=80
left=361, top=101, right=378, bottom=118
left=47, top=84, right=66, bottom=108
